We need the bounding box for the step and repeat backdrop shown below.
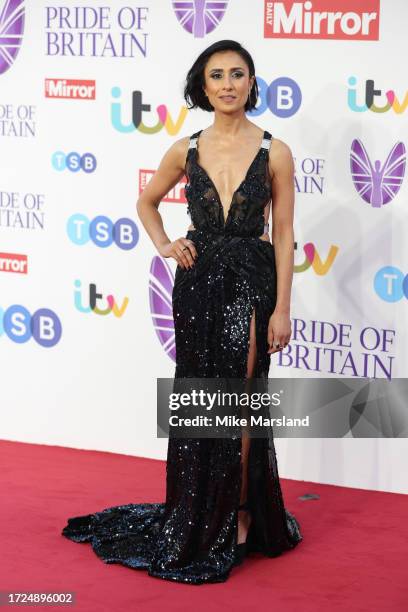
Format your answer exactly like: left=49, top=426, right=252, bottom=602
left=1, top=1, right=407, bottom=493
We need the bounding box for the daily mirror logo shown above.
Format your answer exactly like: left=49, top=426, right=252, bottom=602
left=264, top=0, right=380, bottom=40
left=0, top=0, right=25, bottom=74
left=45, top=78, right=96, bottom=100
left=0, top=251, right=27, bottom=274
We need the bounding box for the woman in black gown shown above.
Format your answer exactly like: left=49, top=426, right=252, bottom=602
left=61, top=40, right=302, bottom=585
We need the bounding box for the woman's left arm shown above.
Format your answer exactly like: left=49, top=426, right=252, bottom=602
left=267, top=139, right=295, bottom=354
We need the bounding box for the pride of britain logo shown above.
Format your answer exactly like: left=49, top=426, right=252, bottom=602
left=172, top=0, right=229, bottom=38
left=350, top=139, right=406, bottom=207
left=149, top=256, right=176, bottom=361
left=0, top=0, right=25, bottom=75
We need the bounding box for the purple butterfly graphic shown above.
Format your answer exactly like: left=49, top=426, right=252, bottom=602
left=0, top=0, right=25, bottom=75
left=172, top=0, right=229, bottom=38
left=350, top=139, right=406, bottom=207
left=149, top=256, right=176, bottom=361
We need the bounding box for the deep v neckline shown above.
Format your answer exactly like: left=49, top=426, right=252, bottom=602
left=194, top=129, right=267, bottom=226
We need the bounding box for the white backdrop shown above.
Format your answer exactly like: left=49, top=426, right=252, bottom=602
left=1, top=0, right=407, bottom=494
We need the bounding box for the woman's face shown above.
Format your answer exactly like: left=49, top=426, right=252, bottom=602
left=202, top=50, right=255, bottom=112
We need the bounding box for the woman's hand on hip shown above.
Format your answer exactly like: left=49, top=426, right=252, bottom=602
left=159, top=238, right=197, bottom=270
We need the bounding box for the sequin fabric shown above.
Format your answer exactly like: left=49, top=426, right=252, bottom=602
left=61, top=128, right=302, bottom=585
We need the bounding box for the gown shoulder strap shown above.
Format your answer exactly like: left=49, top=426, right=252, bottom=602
left=188, top=130, right=202, bottom=149
left=185, top=130, right=202, bottom=172
left=261, top=130, right=273, bottom=151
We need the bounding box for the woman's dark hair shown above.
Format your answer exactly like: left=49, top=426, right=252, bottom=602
left=184, top=40, right=258, bottom=113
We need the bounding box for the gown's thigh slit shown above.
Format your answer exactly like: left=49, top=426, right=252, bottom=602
left=240, top=306, right=257, bottom=500
left=236, top=306, right=257, bottom=545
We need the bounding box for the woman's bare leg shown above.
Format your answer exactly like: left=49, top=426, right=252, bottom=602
left=238, top=308, right=257, bottom=544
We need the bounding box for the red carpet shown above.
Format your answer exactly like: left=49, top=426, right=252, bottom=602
left=1, top=439, right=407, bottom=611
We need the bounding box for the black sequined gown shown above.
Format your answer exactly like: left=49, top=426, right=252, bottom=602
left=61, top=128, right=302, bottom=584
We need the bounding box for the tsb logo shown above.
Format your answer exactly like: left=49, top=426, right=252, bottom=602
left=264, top=1, right=379, bottom=40
left=52, top=151, right=97, bottom=173
left=0, top=304, right=62, bottom=346
left=249, top=76, right=302, bottom=118
left=374, top=267, right=408, bottom=302
left=67, top=214, right=139, bottom=250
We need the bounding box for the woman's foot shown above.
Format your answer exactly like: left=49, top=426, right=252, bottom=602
left=233, top=501, right=252, bottom=566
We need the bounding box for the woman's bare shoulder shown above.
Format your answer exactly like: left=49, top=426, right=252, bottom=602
left=162, top=135, right=191, bottom=172
left=270, top=136, right=293, bottom=157
left=173, top=134, right=191, bottom=152
left=268, top=136, right=294, bottom=177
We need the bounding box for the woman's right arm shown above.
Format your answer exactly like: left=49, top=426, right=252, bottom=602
left=136, top=137, right=197, bottom=270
